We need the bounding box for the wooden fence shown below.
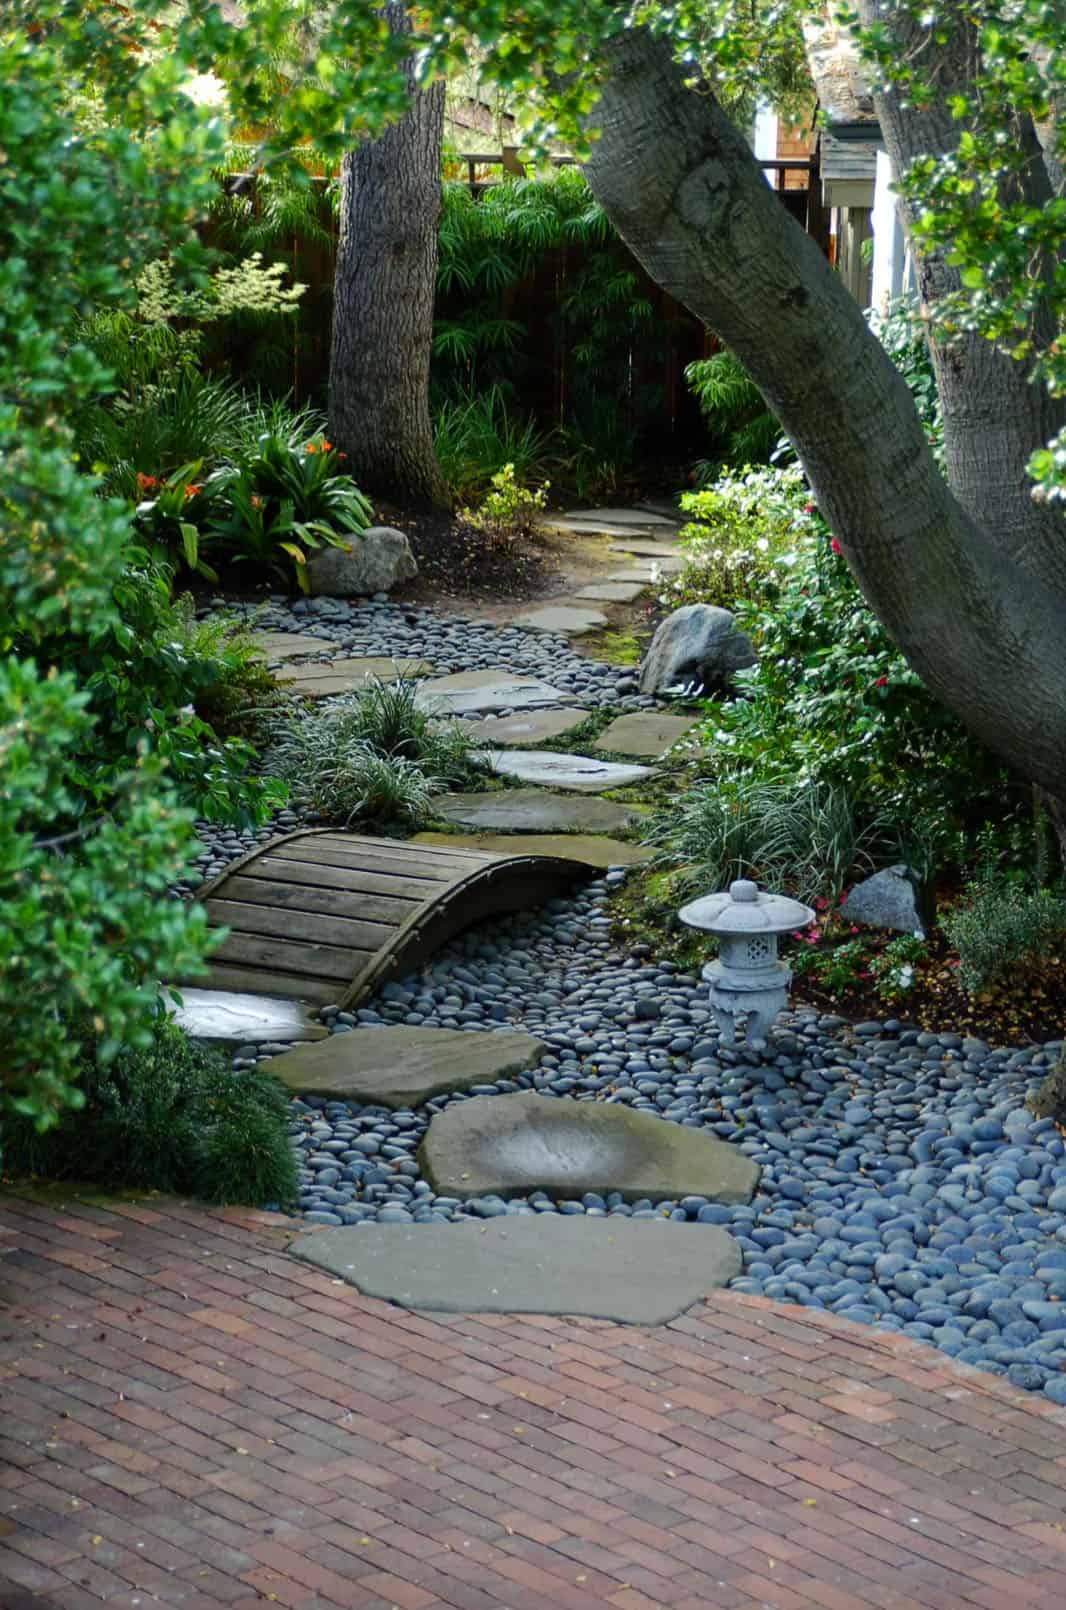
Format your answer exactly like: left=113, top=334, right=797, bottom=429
left=208, top=154, right=824, bottom=452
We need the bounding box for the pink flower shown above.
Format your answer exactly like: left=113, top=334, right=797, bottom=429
left=830, top=538, right=843, bottom=555
left=804, top=501, right=816, bottom=513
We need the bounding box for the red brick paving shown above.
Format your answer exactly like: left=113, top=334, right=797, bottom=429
left=2, top=1193, right=1066, bottom=1609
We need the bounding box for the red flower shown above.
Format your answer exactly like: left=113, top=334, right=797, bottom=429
left=804, top=501, right=816, bottom=513
left=136, top=472, right=159, bottom=492
left=875, top=675, right=888, bottom=687
left=830, top=538, right=842, bottom=555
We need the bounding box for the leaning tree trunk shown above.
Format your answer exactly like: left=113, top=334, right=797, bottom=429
left=579, top=26, right=1066, bottom=808
left=328, top=4, right=449, bottom=508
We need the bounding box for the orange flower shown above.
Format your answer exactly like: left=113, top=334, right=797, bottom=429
left=250, top=494, right=264, bottom=509
left=305, top=442, right=319, bottom=454
left=136, top=472, right=159, bottom=492
left=320, top=439, right=333, bottom=452
left=183, top=483, right=203, bottom=500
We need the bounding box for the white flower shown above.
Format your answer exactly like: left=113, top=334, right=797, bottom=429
left=756, top=537, right=769, bottom=552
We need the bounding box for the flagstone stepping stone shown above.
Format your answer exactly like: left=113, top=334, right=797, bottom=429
left=555, top=521, right=676, bottom=541
left=419, top=1090, right=761, bottom=1205
left=609, top=539, right=684, bottom=559
left=265, top=1025, right=545, bottom=1108
left=448, top=709, right=591, bottom=746
left=164, top=988, right=328, bottom=1045
left=252, top=630, right=340, bottom=663
left=608, top=565, right=678, bottom=582
left=292, top=1215, right=742, bottom=1325
left=414, top=670, right=575, bottom=715
left=484, top=750, right=654, bottom=792
left=435, top=789, right=642, bottom=833
left=511, top=605, right=608, bottom=634
left=412, top=831, right=653, bottom=868
left=574, top=580, right=648, bottom=604
left=594, top=711, right=704, bottom=758
left=277, top=656, right=433, bottom=697
left=562, top=507, right=679, bottom=528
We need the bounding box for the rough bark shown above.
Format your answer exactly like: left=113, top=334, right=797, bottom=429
left=580, top=27, right=1066, bottom=801
left=328, top=4, right=449, bottom=508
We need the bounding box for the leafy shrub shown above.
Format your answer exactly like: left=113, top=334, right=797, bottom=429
left=667, top=463, right=807, bottom=610
left=3, top=1020, right=297, bottom=1207
left=941, top=880, right=1066, bottom=991
left=673, top=465, right=1015, bottom=850
left=205, top=431, right=373, bottom=587
left=268, top=679, right=483, bottom=825
left=463, top=462, right=550, bottom=541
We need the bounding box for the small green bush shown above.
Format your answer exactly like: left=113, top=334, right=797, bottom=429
left=462, top=462, right=550, bottom=542
left=3, top=1020, right=297, bottom=1207
left=941, top=880, right=1066, bottom=991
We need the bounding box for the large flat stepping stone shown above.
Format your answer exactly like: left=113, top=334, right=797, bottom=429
left=610, top=539, right=684, bottom=559
left=278, top=656, right=433, bottom=697
left=265, top=1026, right=544, bottom=1108
left=415, top=670, right=575, bottom=715
left=562, top=506, right=679, bottom=528
left=291, top=1215, right=741, bottom=1326
left=574, top=580, right=648, bottom=604
left=252, top=630, right=340, bottom=663
left=419, top=1090, right=760, bottom=1204
left=448, top=709, right=591, bottom=746
left=485, top=749, right=654, bottom=792
left=164, top=988, right=328, bottom=1045
left=594, top=711, right=703, bottom=758
left=435, top=789, right=642, bottom=833
left=511, top=605, right=608, bottom=634
left=412, top=831, right=653, bottom=868
left=609, top=563, right=681, bottom=581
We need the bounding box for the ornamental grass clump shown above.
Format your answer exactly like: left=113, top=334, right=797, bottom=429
left=269, top=678, right=483, bottom=826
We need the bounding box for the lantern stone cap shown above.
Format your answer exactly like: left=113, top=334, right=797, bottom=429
left=678, top=879, right=816, bottom=935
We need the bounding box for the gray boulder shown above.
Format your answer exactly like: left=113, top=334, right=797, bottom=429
left=308, top=526, right=417, bottom=596
left=842, top=864, right=933, bottom=936
left=639, top=604, right=756, bottom=695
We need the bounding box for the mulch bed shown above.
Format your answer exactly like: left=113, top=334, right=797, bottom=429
left=790, top=924, right=1066, bottom=1046
left=384, top=506, right=561, bottom=602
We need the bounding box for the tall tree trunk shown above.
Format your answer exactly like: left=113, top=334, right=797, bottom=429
left=328, top=4, right=449, bottom=508
left=579, top=26, right=1066, bottom=806
left=854, top=1, right=1066, bottom=585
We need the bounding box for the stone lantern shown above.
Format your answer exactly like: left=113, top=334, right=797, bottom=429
left=678, top=878, right=815, bottom=1050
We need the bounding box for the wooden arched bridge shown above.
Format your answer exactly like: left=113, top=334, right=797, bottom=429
left=187, top=829, right=594, bottom=1009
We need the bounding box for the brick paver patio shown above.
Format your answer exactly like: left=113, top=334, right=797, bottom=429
left=2, top=1193, right=1066, bottom=1610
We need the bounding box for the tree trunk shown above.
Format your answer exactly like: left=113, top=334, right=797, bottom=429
left=579, top=26, right=1066, bottom=805
left=328, top=4, right=449, bottom=508
left=854, top=1, right=1066, bottom=587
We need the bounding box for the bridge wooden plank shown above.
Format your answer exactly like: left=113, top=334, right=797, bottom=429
left=253, top=855, right=441, bottom=899
left=211, top=930, right=364, bottom=981
left=206, top=898, right=393, bottom=952
left=221, top=875, right=417, bottom=926
left=194, top=963, right=340, bottom=1004
left=275, top=840, right=458, bottom=882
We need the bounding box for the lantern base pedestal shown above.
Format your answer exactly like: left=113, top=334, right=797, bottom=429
left=701, top=961, right=792, bottom=1051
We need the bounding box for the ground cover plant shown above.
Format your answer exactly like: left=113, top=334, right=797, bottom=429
left=3, top=1020, right=296, bottom=1207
